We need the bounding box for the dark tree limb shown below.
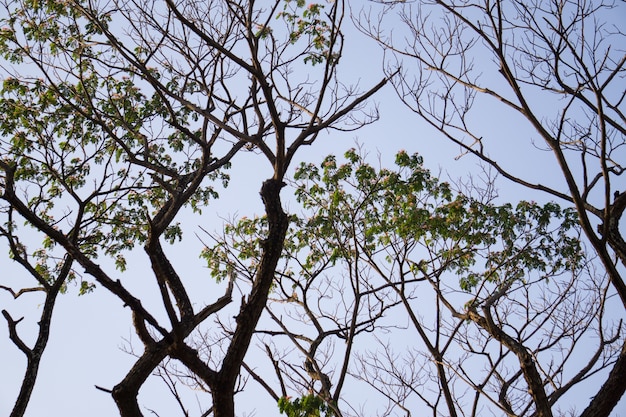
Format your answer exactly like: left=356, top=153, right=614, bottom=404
left=579, top=342, right=626, bottom=417
left=210, top=178, right=289, bottom=417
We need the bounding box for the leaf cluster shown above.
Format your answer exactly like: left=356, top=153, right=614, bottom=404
left=277, top=1, right=338, bottom=65
left=293, top=149, right=580, bottom=289
left=278, top=394, right=334, bottom=417
left=212, top=148, right=584, bottom=304
left=0, top=3, right=229, bottom=275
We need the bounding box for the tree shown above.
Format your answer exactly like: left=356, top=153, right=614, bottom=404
left=358, top=1, right=626, bottom=415
left=0, top=1, right=389, bottom=416
left=2, top=1, right=623, bottom=416
left=209, top=148, right=621, bottom=417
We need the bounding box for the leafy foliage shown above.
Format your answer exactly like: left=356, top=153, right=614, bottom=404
left=289, top=148, right=583, bottom=293
left=278, top=394, right=334, bottom=417
left=0, top=0, right=230, bottom=278
left=201, top=148, right=588, bottom=416
left=277, top=1, right=338, bottom=65
left=207, top=148, right=583, bottom=302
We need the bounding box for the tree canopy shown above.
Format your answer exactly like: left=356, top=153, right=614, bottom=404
left=1, top=1, right=624, bottom=417
left=210, top=147, right=613, bottom=417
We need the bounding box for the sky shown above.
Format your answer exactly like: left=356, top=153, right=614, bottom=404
left=1, top=1, right=625, bottom=416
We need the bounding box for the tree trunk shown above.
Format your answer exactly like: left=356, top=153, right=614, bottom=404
left=579, top=341, right=626, bottom=417
left=212, top=178, right=289, bottom=417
